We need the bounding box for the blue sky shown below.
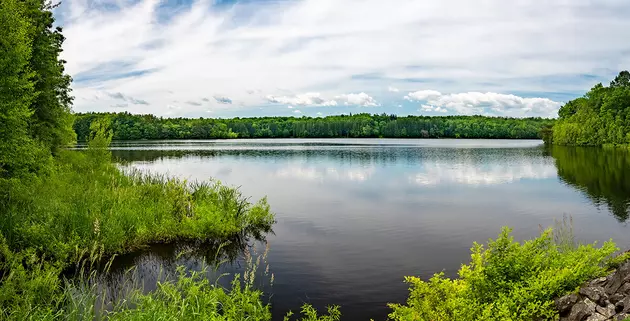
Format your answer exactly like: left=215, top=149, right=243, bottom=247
left=54, top=0, right=630, bottom=118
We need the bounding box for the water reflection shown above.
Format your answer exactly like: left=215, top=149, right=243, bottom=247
left=274, top=165, right=376, bottom=182
left=112, top=145, right=555, bottom=186
left=410, top=160, right=557, bottom=186
left=91, top=233, right=272, bottom=312
left=106, top=139, right=630, bottom=321
left=548, top=146, right=630, bottom=222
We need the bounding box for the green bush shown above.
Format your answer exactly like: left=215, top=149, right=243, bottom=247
left=0, top=148, right=274, bottom=264
left=388, top=227, right=619, bottom=321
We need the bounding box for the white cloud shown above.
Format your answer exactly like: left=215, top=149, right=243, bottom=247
left=405, top=90, right=442, bottom=101
left=408, top=91, right=561, bottom=117
left=316, top=112, right=323, bottom=116
left=435, top=106, right=448, bottom=113
left=266, top=93, right=337, bottom=106
left=335, top=92, right=379, bottom=107
left=287, top=105, right=293, bottom=109
left=388, top=86, right=399, bottom=92
left=267, top=92, right=378, bottom=107
left=420, top=104, right=434, bottom=112
left=293, top=109, right=302, bottom=114
left=57, top=0, right=630, bottom=117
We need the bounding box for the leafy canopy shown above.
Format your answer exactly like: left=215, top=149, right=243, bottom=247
left=548, top=71, right=630, bottom=146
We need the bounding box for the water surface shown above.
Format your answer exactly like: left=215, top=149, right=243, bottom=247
left=107, top=139, right=630, bottom=320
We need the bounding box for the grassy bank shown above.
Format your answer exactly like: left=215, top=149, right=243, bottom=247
left=0, top=139, right=275, bottom=264
left=0, top=124, right=270, bottom=318
left=0, top=127, right=341, bottom=320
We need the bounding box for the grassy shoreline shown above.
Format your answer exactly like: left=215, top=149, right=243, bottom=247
left=0, top=124, right=344, bottom=320
left=0, top=127, right=625, bottom=321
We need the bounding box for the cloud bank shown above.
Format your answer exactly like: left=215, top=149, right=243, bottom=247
left=56, top=0, right=630, bottom=117
left=406, top=90, right=561, bottom=117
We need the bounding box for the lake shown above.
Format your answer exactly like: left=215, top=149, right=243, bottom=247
left=105, top=139, right=630, bottom=321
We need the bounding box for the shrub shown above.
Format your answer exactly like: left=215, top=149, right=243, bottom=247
left=388, top=227, right=619, bottom=321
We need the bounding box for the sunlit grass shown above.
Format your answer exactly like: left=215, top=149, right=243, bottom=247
left=0, top=121, right=339, bottom=320
left=0, top=149, right=274, bottom=264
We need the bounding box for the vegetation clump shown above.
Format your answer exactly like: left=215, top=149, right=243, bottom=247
left=545, top=71, right=630, bottom=146
left=388, top=223, right=628, bottom=321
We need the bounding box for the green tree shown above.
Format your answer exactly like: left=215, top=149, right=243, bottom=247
left=24, top=0, right=75, bottom=153
left=551, top=71, right=630, bottom=146
left=0, top=0, right=41, bottom=178
left=610, top=70, right=630, bottom=88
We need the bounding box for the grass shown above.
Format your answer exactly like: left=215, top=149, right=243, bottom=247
left=0, top=121, right=339, bottom=320
left=0, top=146, right=274, bottom=265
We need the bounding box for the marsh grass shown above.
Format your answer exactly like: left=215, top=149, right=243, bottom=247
left=0, top=148, right=274, bottom=265
left=0, top=120, right=338, bottom=320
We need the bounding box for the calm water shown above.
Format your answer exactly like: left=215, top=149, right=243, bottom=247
left=105, top=139, right=630, bottom=320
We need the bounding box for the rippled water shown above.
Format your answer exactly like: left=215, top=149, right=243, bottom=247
left=105, top=139, right=630, bottom=320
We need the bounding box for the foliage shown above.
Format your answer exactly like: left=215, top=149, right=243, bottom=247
left=549, top=71, right=630, bottom=146
left=0, top=126, right=277, bottom=320
left=1, top=235, right=339, bottom=321
left=96, top=269, right=272, bottom=321
left=0, top=0, right=46, bottom=179
left=24, top=0, right=76, bottom=153
left=548, top=146, right=630, bottom=221
left=74, top=113, right=555, bottom=141
left=388, top=227, right=619, bottom=321
left=284, top=305, right=342, bottom=321
left=0, top=148, right=274, bottom=264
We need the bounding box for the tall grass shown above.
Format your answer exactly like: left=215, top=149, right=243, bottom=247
left=0, top=146, right=274, bottom=264
left=0, top=121, right=340, bottom=320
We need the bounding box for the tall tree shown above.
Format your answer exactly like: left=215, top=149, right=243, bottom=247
left=610, top=70, right=630, bottom=88
left=24, top=0, right=75, bottom=153
left=0, top=0, right=40, bottom=178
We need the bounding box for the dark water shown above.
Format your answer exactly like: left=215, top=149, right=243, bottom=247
left=105, top=139, right=630, bottom=320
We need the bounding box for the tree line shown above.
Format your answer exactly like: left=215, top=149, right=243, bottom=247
left=1, top=0, right=74, bottom=180
left=74, top=113, right=555, bottom=141
left=544, top=71, right=630, bottom=146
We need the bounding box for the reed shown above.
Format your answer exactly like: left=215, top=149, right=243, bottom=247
left=0, top=122, right=337, bottom=320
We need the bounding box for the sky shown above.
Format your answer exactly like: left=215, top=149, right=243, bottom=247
left=54, top=0, right=630, bottom=119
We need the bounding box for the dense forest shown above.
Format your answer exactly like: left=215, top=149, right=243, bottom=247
left=74, top=113, right=555, bottom=141
left=545, top=71, right=630, bottom=146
